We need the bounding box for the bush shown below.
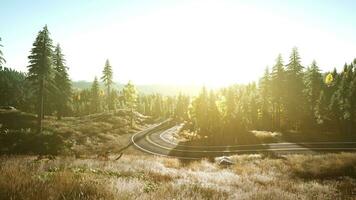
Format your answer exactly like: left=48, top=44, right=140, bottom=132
left=0, top=130, right=66, bottom=155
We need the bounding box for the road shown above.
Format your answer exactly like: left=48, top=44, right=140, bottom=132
left=132, top=123, right=356, bottom=159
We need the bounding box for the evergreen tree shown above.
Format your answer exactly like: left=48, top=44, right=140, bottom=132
left=27, top=25, right=54, bottom=133
left=270, top=54, right=285, bottom=130
left=174, top=93, right=190, bottom=120
left=315, top=68, right=346, bottom=133
left=258, top=67, right=272, bottom=130
left=190, top=87, right=209, bottom=134
left=109, top=88, right=119, bottom=110
left=123, top=81, right=137, bottom=127
left=335, top=63, right=355, bottom=134
left=285, top=47, right=306, bottom=130
left=52, top=44, right=72, bottom=119
left=246, top=83, right=259, bottom=129
left=153, top=94, right=163, bottom=117
left=350, top=61, right=356, bottom=133
left=101, top=59, right=114, bottom=110
left=304, top=60, right=322, bottom=127
left=0, top=67, right=32, bottom=111
left=90, top=77, right=100, bottom=113
left=0, top=37, right=6, bottom=69
left=206, top=90, right=221, bottom=138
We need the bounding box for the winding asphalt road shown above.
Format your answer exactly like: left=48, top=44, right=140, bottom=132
left=132, top=123, right=356, bottom=159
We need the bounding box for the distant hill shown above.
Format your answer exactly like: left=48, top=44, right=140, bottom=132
left=72, top=81, right=201, bottom=96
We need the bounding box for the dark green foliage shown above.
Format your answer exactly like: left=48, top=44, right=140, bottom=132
left=0, top=68, right=33, bottom=111
left=0, top=109, right=37, bottom=130
left=304, top=60, right=323, bottom=128
left=0, top=130, right=65, bottom=155
left=52, top=44, right=72, bottom=119
left=27, top=25, right=54, bottom=133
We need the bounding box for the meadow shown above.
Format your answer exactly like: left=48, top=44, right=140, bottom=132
left=1, top=153, right=355, bottom=200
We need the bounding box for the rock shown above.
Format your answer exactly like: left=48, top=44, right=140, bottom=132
left=216, top=156, right=234, bottom=166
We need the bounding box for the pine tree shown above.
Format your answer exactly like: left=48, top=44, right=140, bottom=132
left=174, top=93, right=190, bottom=120
left=304, top=60, right=322, bottom=127
left=0, top=37, right=6, bottom=69
left=206, top=90, right=221, bottom=138
left=190, top=87, right=209, bottom=134
left=52, top=44, right=72, bottom=119
left=90, top=77, right=100, bottom=113
left=123, top=81, right=137, bottom=127
left=285, top=47, right=306, bottom=130
left=27, top=25, right=54, bottom=133
left=0, top=67, right=31, bottom=111
left=336, top=63, right=355, bottom=134
left=270, top=54, right=285, bottom=130
left=258, top=67, right=272, bottom=130
left=101, top=59, right=114, bottom=110
left=350, top=62, right=356, bottom=133
left=315, top=68, right=346, bottom=133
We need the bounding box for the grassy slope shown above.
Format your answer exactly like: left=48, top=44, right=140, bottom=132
left=0, top=153, right=356, bottom=199
left=42, top=110, right=152, bottom=156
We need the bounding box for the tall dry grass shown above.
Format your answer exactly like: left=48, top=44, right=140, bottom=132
left=0, top=153, right=355, bottom=199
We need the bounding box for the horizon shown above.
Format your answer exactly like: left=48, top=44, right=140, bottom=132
left=2, top=0, right=356, bottom=86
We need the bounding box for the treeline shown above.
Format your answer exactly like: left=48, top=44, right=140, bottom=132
left=188, top=48, right=356, bottom=138
left=0, top=26, right=140, bottom=131
left=1, top=28, right=356, bottom=136
left=0, top=26, right=190, bottom=132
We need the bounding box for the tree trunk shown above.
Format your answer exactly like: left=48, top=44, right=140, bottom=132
left=38, top=77, right=44, bottom=134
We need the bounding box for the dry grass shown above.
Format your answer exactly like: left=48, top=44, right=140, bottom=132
left=1, top=153, right=355, bottom=199
left=41, top=110, right=151, bottom=156
left=251, top=130, right=281, bottom=143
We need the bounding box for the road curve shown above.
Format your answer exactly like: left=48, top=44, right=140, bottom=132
left=132, top=124, right=356, bottom=159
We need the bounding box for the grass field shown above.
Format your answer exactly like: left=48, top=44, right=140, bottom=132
left=1, top=114, right=356, bottom=199
left=1, top=153, right=355, bottom=200
left=0, top=110, right=153, bottom=157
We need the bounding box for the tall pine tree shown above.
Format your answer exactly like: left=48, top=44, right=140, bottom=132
left=258, top=67, right=272, bottom=130
left=27, top=25, right=54, bottom=133
left=90, top=77, right=100, bottom=113
left=270, top=54, right=285, bottom=130
left=285, top=47, right=306, bottom=130
left=304, top=60, right=322, bottom=127
left=52, top=44, right=72, bottom=119
left=101, top=59, right=114, bottom=110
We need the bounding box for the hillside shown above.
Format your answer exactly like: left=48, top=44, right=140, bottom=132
left=0, top=109, right=153, bottom=156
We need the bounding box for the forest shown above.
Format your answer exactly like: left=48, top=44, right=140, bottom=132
left=1, top=26, right=356, bottom=139
left=1, top=18, right=356, bottom=200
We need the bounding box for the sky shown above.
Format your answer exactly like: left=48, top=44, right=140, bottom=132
left=1, top=0, right=356, bottom=86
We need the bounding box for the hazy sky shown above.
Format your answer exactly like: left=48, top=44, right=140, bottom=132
left=1, top=0, right=356, bottom=86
